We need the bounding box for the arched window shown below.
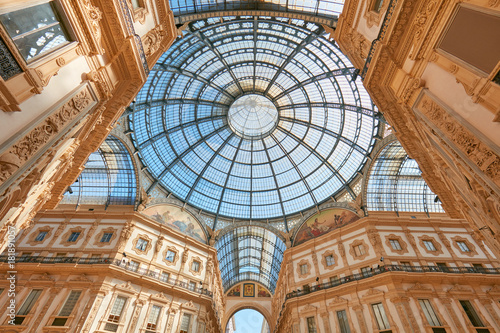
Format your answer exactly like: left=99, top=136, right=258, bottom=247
left=366, top=141, right=444, bottom=214
left=61, top=136, right=136, bottom=207
left=215, top=225, right=286, bottom=293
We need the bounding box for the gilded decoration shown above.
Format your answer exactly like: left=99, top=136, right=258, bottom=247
left=384, top=234, right=409, bottom=255
left=450, top=236, right=478, bottom=257
left=296, top=259, right=312, bottom=279
left=27, top=226, right=53, bottom=246
left=349, top=239, right=370, bottom=261
left=132, top=234, right=153, bottom=255
left=188, top=256, right=204, bottom=276
left=320, top=250, right=339, bottom=271
left=93, top=227, right=118, bottom=247
left=60, top=226, right=85, bottom=246
left=417, top=235, right=444, bottom=256
left=162, top=246, right=179, bottom=266
left=417, top=92, right=500, bottom=186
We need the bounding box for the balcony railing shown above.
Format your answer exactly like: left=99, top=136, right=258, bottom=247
left=286, top=264, right=500, bottom=299
left=0, top=255, right=212, bottom=297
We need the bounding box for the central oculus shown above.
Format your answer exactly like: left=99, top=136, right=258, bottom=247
left=227, top=94, right=279, bottom=139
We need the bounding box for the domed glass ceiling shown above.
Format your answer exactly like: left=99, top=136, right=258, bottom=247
left=129, top=16, right=380, bottom=220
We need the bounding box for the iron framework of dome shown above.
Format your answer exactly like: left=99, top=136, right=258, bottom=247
left=128, top=16, right=381, bottom=222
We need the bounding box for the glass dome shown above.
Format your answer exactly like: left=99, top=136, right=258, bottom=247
left=129, top=16, right=380, bottom=220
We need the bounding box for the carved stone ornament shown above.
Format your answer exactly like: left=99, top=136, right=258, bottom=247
left=407, top=282, right=432, bottom=291
left=142, top=26, right=167, bottom=57
left=81, top=0, right=104, bottom=54
left=31, top=272, right=54, bottom=281
left=300, top=304, right=317, bottom=314
left=365, top=287, right=384, bottom=296
left=181, top=300, right=197, bottom=310
left=116, top=281, right=137, bottom=293
left=60, top=226, right=86, bottom=247
left=320, top=250, right=339, bottom=270
left=447, top=284, right=472, bottom=293
left=162, top=246, right=179, bottom=266
left=418, top=93, right=500, bottom=186
left=70, top=274, right=93, bottom=283
left=188, top=256, right=204, bottom=276
left=137, top=187, right=152, bottom=212
left=0, top=87, right=94, bottom=184
left=329, top=296, right=348, bottom=305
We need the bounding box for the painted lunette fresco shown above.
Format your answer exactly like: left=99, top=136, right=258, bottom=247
left=142, top=204, right=207, bottom=244
left=294, top=208, right=360, bottom=246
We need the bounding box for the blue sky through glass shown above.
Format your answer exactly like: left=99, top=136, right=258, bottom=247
left=228, top=309, right=269, bottom=333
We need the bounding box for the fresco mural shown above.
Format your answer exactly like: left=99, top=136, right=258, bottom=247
left=258, top=286, right=271, bottom=297
left=243, top=283, right=255, bottom=297
left=294, top=208, right=360, bottom=246
left=227, top=285, right=240, bottom=297
left=142, top=204, right=207, bottom=244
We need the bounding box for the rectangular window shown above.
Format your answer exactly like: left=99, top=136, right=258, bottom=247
left=16, top=289, right=42, bottom=324
left=372, top=0, right=384, bottom=12
left=146, top=305, right=161, bottom=330
left=161, top=271, right=170, bottom=283
left=35, top=231, right=48, bottom=241
left=52, top=290, right=82, bottom=326
left=354, top=244, right=365, bottom=257
left=457, top=241, right=470, bottom=252
left=136, top=238, right=148, bottom=251
left=361, top=266, right=372, bottom=277
left=191, top=261, right=200, bottom=272
left=300, top=264, right=308, bottom=275
left=330, top=276, right=339, bottom=284
left=372, top=303, right=391, bottom=330
left=129, top=260, right=139, bottom=272
left=400, top=262, right=412, bottom=271
left=423, top=240, right=437, bottom=251
left=108, top=296, right=127, bottom=323
left=306, top=316, right=317, bottom=333
left=337, top=310, right=351, bottom=333
left=459, top=300, right=484, bottom=327
left=419, top=299, right=442, bottom=327
left=325, top=254, right=335, bottom=266
left=389, top=239, right=402, bottom=251
left=165, top=250, right=176, bottom=262
left=67, top=232, right=80, bottom=242
left=100, top=233, right=113, bottom=243
left=180, top=313, right=192, bottom=333
left=436, top=263, right=448, bottom=272
left=0, top=2, right=73, bottom=62
left=188, top=281, right=196, bottom=291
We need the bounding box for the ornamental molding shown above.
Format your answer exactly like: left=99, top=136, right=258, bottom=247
left=415, top=91, right=500, bottom=189
left=75, top=0, right=104, bottom=55
left=407, top=282, right=432, bottom=292
left=328, top=296, right=348, bottom=306
left=115, top=281, right=138, bottom=293
left=27, top=226, right=53, bottom=246
left=447, top=284, right=472, bottom=293
left=320, top=250, right=339, bottom=271
left=384, top=234, right=409, bottom=255
left=300, top=304, right=317, bottom=314
left=349, top=239, right=370, bottom=261
left=181, top=300, right=197, bottom=311
left=296, top=259, right=312, bottom=279
left=142, top=25, right=167, bottom=58
left=188, top=256, right=204, bottom=276
left=162, top=246, right=179, bottom=266
left=93, top=227, right=118, bottom=247
left=450, top=235, right=478, bottom=257
left=131, top=233, right=153, bottom=255
left=417, top=235, right=444, bottom=256
left=0, top=86, right=96, bottom=187
left=60, top=226, right=86, bottom=247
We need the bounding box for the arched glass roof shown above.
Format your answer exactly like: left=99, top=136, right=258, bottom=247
left=61, top=136, right=136, bottom=207
left=170, top=0, right=345, bottom=19
left=129, top=16, right=380, bottom=221
left=366, top=141, right=444, bottom=214
left=215, top=225, right=286, bottom=293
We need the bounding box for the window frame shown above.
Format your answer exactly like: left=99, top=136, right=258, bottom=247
left=51, top=290, right=82, bottom=326
left=371, top=302, right=391, bottom=330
